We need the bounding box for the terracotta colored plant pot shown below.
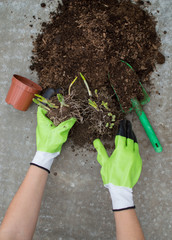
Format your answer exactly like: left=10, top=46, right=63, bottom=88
left=6, top=75, right=42, bottom=111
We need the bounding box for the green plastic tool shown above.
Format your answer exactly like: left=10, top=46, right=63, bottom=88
left=111, top=60, right=163, bottom=153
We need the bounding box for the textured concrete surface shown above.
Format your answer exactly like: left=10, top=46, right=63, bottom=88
left=0, top=1, right=171, bottom=239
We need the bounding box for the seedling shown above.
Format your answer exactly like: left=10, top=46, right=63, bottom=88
left=57, top=94, right=69, bottom=108
left=112, top=115, right=116, bottom=122
left=95, top=89, right=98, bottom=98
left=109, top=123, right=115, bottom=129
left=33, top=94, right=58, bottom=109
left=101, top=101, right=110, bottom=111
left=79, top=73, right=100, bottom=111
left=88, top=99, right=99, bottom=111
left=106, top=112, right=116, bottom=129
left=68, top=76, right=78, bottom=96
left=32, top=98, right=50, bottom=111
left=108, top=112, right=116, bottom=122
left=80, top=73, right=92, bottom=97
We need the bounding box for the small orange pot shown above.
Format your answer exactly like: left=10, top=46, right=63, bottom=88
left=6, top=75, right=42, bottom=111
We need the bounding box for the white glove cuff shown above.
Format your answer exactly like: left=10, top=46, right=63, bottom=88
left=105, top=183, right=135, bottom=211
left=31, top=151, right=60, bottom=173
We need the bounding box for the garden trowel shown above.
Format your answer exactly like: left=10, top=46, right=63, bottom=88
left=110, top=60, right=162, bottom=153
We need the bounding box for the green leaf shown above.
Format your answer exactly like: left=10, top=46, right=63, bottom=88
left=109, top=123, right=115, bottom=129
left=32, top=98, right=50, bottom=111
left=57, top=93, right=63, bottom=103
left=112, top=115, right=116, bottom=122
left=101, top=101, right=110, bottom=111
left=95, top=89, right=98, bottom=98
left=88, top=99, right=99, bottom=111
left=34, top=94, right=48, bottom=104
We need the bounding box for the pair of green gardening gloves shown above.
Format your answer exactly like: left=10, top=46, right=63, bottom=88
left=31, top=107, right=142, bottom=211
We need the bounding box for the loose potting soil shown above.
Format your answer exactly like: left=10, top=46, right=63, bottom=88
left=30, top=0, right=165, bottom=146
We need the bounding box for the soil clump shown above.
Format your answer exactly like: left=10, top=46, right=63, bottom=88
left=31, top=0, right=165, bottom=146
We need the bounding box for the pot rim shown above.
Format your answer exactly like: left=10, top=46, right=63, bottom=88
left=12, top=74, right=42, bottom=93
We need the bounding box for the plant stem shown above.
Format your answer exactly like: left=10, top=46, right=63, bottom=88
left=57, top=94, right=69, bottom=108
left=80, top=73, right=92, bottom=97
left=68, top=76, right=78, bottom=96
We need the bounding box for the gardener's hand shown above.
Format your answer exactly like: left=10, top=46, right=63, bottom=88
left=31, top=107, right=76, bottom=173
left=93, top=119, right=142, bottom=211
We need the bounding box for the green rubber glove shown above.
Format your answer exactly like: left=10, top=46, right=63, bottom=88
left=93, top=119, right=142, bottom=211
left=31, top=107, right=76, bottom=173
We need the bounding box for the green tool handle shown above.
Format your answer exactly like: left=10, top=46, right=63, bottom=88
left=139, top=112, right=162, bottom=152
left=131, top=99, right=163, bottom=153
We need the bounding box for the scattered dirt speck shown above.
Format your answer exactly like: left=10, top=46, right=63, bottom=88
left=42, top=22, right=47, bottom=27
left=41, top=3, right=46, bottom=8
left=30, top=65, right=34, bottom=71
left=138, top=1, right=144, bottom=5
left=156, top=52, right=165, bottom=64
left=156, top=91, right=160, bottom=95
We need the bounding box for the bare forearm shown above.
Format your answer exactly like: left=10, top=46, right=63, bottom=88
left=114, top=209, right=145, bottom=240
left=0, top=166, right=48, bottom=240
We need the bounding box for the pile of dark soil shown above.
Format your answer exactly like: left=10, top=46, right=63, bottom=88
left=30, top=0, right=165, bottom=146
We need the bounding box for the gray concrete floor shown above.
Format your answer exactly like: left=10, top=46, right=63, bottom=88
left=0, top=0, right=172, bottom=239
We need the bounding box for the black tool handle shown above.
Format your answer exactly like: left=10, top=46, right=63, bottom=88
left=43, top=88, right=56, bottom=99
